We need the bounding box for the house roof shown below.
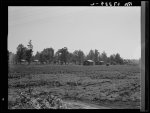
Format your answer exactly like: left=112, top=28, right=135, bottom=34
left=87, top=60, right=94, bottom=62
left=34, top=60, right=39, bottom=62
left=21, top=59, right=26, bottom=62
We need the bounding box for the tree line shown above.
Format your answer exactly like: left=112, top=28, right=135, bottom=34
left=8, top=40, right=138, bottom=65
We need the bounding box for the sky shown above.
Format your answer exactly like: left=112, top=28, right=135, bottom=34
left=8, top=6, right=141, bottom=59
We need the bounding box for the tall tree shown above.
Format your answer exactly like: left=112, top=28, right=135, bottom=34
left=109, top=54, right=116, bottom=64
left=115, top=53, right=123, bottom=64
left=25, top=40, right=33, bottom=64
left=16, top=44, right=27, bottom=64
left=73, top=50, right=85, bottom=65
left=48, top=48, right=54, bottom=63
left=87, top=49, right=95, bottom=61
left=78, top=50, right=85, bottom=65
left=39, top=52, right=46, bottom=63
left=73, top=50, right=78, bottom=64
left=41, top=48, right=54, bottom=64
left=54, top=51, right=61, bottom=64
left=57, top=47, right=69, bottom=65
left=94, top=49, right=99, bottom=63
left=34, top=51, right=40, bottom=60
left=67, top=52, right=74, bottom=64
left=100, top=51, right=107, bottom=63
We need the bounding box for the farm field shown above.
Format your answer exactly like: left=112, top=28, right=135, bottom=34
left=8, top=64, right=141, bottom=109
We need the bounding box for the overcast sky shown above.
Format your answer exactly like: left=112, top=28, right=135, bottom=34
left=8, top=6, right=141, bottom=59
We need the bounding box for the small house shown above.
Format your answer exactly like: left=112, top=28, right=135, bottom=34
left=83, top=60, right=94, bottom=65
left=20, top=59, right=27, bottom=64
left=99, top=61, right=104, bottom=65
left=33, top=60, right=39, bottom=62
left=95, top=61, right=104, bottom=65
left=33, top=60, right=39, bottom=64
left=21, top=59, right=26, bottom=62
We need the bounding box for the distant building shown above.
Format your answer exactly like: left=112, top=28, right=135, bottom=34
left=99, top=61, right=104, bottom=65
left=20, top=59, right=27, bottom=64
left=83, top=60, right=94, bottom=65
left=21, top=59, right=26, bottom=62
left=33, top=60, right=39, bottom=64
left=33, top=60, right=39, bottom=62
left=95, top=61, right=104, bottom=65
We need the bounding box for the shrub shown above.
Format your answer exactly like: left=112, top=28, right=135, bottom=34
left=8, top=90, right=67, bottom=109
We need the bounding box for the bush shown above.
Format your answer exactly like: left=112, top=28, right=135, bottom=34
left=8, top=89, right=67, bottom=109
left=106, top=63, right=110, bottom=66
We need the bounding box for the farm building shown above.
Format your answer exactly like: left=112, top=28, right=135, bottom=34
left=99, top=61, right=104, bottom=65
left=83, top=60, right=94, bottom=65
left=20, top=59, right=27, bottom=64
left=33, top=60, right=39, bottom=62
left=32, top=60, right=40, bottom=64
left=95, top=61, right=104, bottom=65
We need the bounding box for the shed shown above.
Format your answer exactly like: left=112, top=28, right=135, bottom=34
left=20, top=59, right=27, bottom=64
left=21, top=59, right=26, bottom=62
left=33, top=60, right=39, bottom=62
left=99, top=61, right=104, bottom=65
left=83, top=60, right=94, bottom=65
left=33, top=60, right=39, bottom=64
left=95, top=61, right=104, bottom=65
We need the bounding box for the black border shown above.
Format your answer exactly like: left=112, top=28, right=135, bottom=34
left=141, top=1, right=149, bottom=112
left=145, top=1, right=149, bottom=112
left=1, top=0, right=148, bottom=112
left=2, top=0, right=141, bottom=6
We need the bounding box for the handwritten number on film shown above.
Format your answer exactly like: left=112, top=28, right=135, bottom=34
left=90, top=2, right=120, bottom=6
left=124, top=2, right=132, bottom=6
left=90, top=2, right=133, bottom=6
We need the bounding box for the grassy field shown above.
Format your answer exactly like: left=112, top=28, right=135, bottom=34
left=8, top=64, right=141, bottom=109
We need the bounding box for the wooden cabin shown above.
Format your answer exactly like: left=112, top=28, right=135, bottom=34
left=83, top=60, right=94, bottom=65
